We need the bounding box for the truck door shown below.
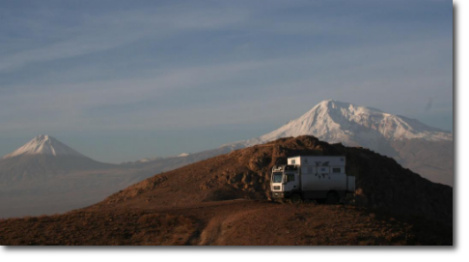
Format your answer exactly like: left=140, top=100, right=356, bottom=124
left=283, top=172, right=300, bottom=193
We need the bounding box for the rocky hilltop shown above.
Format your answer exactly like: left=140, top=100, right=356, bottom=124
left=103, top=135, right=452, bottom=226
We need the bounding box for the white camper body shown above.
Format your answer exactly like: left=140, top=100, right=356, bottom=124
left=270, top=156, right=355, bottom=202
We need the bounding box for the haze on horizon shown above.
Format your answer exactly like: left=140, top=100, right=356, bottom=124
left=0, top=0, right=453, bottom=163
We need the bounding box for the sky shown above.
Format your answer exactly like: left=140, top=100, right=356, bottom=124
left=0, top=0, right=453, bottom=163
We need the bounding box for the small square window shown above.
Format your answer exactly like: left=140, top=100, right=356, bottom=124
left=291, top=160, right=296, bottom=164
left=287, top=174, right=295, bottom=182
left=332, top=167, right=341, bottom=173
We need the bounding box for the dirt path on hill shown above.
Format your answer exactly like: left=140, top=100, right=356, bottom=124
left=0, top=199, right=452, bottom=245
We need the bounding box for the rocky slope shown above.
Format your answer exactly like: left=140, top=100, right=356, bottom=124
left=103, top=136, right=452, bottom=226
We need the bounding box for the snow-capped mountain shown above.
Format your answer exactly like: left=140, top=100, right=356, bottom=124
left=228, top=100, right=451, bottom=148
left=0, top=135, right=115, bottom=185
left=177, top=153, right=190, bottom=157
left=225, top=100, right=453, bottom=186
left=3, top=135, right=85, bottom=159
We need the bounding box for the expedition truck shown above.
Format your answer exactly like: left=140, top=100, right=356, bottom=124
left=270, top=156, right=355, bottom=204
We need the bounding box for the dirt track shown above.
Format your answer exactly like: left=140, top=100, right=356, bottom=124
left=0, top=199, right=452, bottom=245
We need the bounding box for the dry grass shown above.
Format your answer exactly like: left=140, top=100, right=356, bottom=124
left=0, top=200, right=451, bottom=245
left=0, top=210, right=198, bottom=245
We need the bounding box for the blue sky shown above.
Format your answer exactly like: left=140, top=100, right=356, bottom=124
left=0, top=0, right=453, bottom=163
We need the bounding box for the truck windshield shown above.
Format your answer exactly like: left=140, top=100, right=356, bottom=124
left=272, top=172, right=283, bottom=183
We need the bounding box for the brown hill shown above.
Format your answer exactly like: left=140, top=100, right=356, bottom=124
left=0, top=136, right=453, bottom=245
left=0, top=200, right=451, bottom=245
left=101, top=135, right=452, bottom=226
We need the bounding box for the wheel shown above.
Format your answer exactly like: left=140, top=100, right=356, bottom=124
left=290, top=194, right=303, bottom=205
left=326, top=191, right=339, bottom=205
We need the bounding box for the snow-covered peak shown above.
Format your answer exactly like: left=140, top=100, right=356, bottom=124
left=135, top=157, right=162, bottom=163
left=226, top=100, right=452, bottom=148
left=177, top=153, right=190, bottom=157
left=3, top=135, right=86, bottom=159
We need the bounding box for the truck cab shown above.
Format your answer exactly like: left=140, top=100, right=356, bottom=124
left=270, top=165, right=300, bottom=199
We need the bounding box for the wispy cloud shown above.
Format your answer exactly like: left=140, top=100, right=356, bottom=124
left=0, top=35, right=451, bottom=132
left=0, top=0, right=452, bottom=161
left=0, top=4, right=250, bottom=73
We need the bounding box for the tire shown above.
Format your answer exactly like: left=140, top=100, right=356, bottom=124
left=290, top=193, right=302, bottom=205
left=326, top=191, right=339, bottom=205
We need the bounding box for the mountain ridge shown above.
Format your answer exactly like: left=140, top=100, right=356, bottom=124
left=225, top=100, right=452, bottom=148
left=221, top=100, right=453, bottom=186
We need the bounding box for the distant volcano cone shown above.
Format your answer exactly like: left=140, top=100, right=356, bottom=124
left=0, top=135, right=115, bottom=185
left=3, top=135, right=85, bottom=159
